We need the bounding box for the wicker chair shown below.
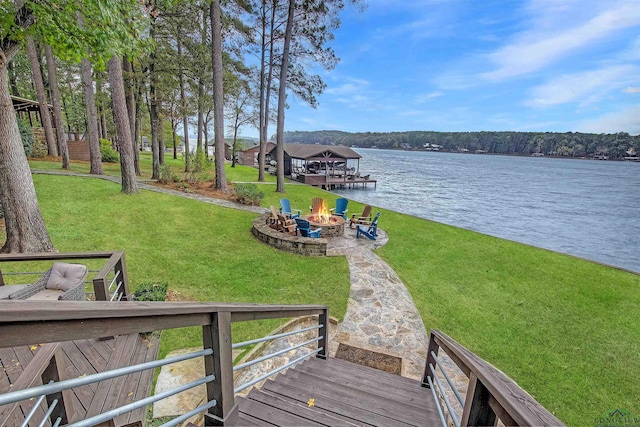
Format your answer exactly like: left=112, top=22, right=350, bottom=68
left=9, top=263, right=89, bottom=301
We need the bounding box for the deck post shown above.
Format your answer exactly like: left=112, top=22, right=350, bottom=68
left=460, top=373, right=497, bottom=427
left=317, top=308, right=329, bottom=360
left=203, top=311, right=238, bottom=426
left=114, top=252, right=131, bottom=301
left=93, top=276, right=109, bottom=302
left=422, top=331, right=439, bottom=387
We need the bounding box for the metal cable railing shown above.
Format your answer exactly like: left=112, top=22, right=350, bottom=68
left=431, top=351, right=465, bottom=407
left=233, top=324, right=325, bottom=394
left=0, top=348, right=212, bottom=407
left=429, top=362, right=460, bottom=427
left=232, top=324, right=321, bottom=349
left=235, top=348, right=323, bottom=394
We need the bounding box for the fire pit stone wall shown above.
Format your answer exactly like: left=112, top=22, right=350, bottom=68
left=304, top=215, right=345, bottom=238
left=252, top=213, right=327, bottom=256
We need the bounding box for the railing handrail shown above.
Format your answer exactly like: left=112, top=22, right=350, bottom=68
left=428, top=329, right=563, bottom=426
left=0, top=301, right=328, bottom=348
left=0, top=251, right=119, bottom=262
left=92, top=251, right=124, bottom=283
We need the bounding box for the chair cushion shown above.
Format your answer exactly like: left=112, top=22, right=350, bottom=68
left=46, top=262, right=88, bottom=291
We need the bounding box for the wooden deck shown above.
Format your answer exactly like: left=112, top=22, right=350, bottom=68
left=235, top=356, right=440, bottom=426
left=301, top=175, right=377, bottom=190
left=0, top=332, right=159, bottom=427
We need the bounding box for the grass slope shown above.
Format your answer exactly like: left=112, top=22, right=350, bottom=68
left=377, top=213, right=639, bottom=425
left=23, top=157, right=640, bottom=425
left=28, top=174, right=350, bottom=358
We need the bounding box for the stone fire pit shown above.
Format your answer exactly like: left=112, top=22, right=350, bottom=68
left=305, top=214, right=345, bottom=238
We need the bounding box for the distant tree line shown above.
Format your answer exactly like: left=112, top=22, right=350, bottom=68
left=282, top=130, right=640, bottom=159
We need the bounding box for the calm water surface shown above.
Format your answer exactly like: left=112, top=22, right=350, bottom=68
left=335, top=149, right=640, bottom=273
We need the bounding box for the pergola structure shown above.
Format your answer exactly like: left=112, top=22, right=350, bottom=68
left=11, top=95, right=54, bottom=127
left=268, top=143, right=361, bottom=176
left=267, top=143, right=374, bottom=189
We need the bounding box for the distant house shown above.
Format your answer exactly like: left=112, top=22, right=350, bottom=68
left=238, top=142, right=276, bottom=166
left=12, top=95, right=91, bottom=161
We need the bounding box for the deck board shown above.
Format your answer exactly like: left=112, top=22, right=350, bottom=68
left=247, top=388, right=361, bottom=426
left=115, top=333, right=160, bottom=427
left=236, top=356, right=441, bottom=427
left=295, top=360, right=433, bottom=406
left=0, top=333, right=159, bottom=426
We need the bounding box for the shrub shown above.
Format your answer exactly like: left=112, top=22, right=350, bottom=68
left=132, top=282, right=168, bottom=302
left=18, top=119, right=34, bottom=156
left=233, top=183, right=264, bottom=206
left=158, top=165, right=173, bottom=184
left=100, top=138, right=120, bottom=163
left=189, top=149, right=210, bottom=173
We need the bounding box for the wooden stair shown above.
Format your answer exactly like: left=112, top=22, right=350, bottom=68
left=234, top=357, right=441, bottom=426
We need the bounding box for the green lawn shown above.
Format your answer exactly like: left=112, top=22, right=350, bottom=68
left=18, top=173, right=350, bottom=359
left=19, top=156, right=640, bottom=425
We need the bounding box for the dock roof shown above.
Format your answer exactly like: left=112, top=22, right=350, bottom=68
left=270, top=144, right=361, bottom=161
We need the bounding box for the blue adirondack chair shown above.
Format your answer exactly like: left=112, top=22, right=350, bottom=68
left=356, top=212, right=381, bottom=240
left=280, top=198, right=301, bottom=219
left=331, top=198, right=349, bottom=219
left=295, top=218, right=321, bottom=238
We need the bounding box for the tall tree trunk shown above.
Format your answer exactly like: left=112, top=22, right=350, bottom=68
left=172, top=120, right=177, bottom=160
left=275, top=0, right=295, bottom=193
left=44, top=45, right=69, bottom=170
left=261, top=1, right=277, bottom=181
left=97, top=77, right=108, bottom=139
left=148, top=23, right=160, bottom=179
left=149, top=82, right=160, bottom=179
left=134, top=74, right=142, bottom=175
left=26, top=37, right=57, bottom=156
left=0, top=62, right=55, bottom=253
left=257, top=0, right=267, bottom=181
left=178, top=40, right=191, bottom=172
left=232, top=114, right=238, bottom=168
left=122, top=57, right=139, bottom=175
left=80, top=57, right=102, bottom=174
left=197, top=81, right=204, bottom=156
left=96, top=103, right=104, bottom=139
left=196, top=6, right=206, bottom=159
left=210, top=0, right=227, bottom=191
left=108, top=56, right=138, bottom=194
left=8, top=60, right=19, bottom=97
left=158, top=116, right=165, bottom=165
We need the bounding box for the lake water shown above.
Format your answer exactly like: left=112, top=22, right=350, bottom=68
left=334, top=149, right=640, bottom=273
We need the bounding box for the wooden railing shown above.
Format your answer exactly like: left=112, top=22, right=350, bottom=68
left=424, top=329, right=564, bottom=427
left=0, top=300, right=328, bottom=426
left=0, top=251, right=131, bottom=301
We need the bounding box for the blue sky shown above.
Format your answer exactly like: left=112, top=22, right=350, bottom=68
left=255, top=0, right=640, bottom=138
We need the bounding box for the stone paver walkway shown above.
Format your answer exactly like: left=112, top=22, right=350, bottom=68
left=327, top=226, right=429, bottom=379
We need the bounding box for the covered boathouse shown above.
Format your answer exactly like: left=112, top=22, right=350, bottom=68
left=267, top=143, right=376, bottom=190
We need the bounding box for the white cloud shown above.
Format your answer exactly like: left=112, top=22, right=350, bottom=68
left=415, top=91, right=443, bottom=103
left=526, top=65, right=639, bottom=107
left=325, top=78, right=370, bottom=96
left=580, top=105, right=640, bottom=135
left=623, top=87, right=640, bottom=94
left=482, top=0, right=640, bottom=81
